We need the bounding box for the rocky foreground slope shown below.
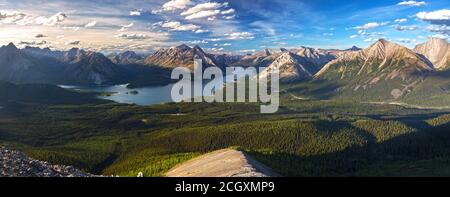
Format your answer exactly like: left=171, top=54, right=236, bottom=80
left=0, top=147, right=93, bottom=177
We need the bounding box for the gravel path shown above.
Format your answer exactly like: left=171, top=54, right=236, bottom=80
left=165, top=149, right=279, bottom=177
left=0, top=147, right=94, bottom=177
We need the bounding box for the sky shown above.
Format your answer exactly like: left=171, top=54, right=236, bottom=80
left=0, top=0, right=449, bottom=54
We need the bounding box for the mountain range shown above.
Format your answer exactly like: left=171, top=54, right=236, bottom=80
left=144, top=44, right=223, bottom=70
left=0, top=42, right=346, bottom=86
left=1, top=37, right=450, bottom=105
left=286, top=38, right=450, bottom=104
left=108, top=51, right=144, bottom=65
left=0, top=43, right=172, bottom=87
left=311, top=39, right=433, bottom=100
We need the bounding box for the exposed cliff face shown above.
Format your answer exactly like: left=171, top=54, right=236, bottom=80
left=259, top=51, right=323, bottom=83
left=0, top=43, right=49, bottom=83
left=233, top=50, right=280, bottom=68
left=108, top=51, right=143, bottom=65
left=414, top=37, right=450, bottom=70
left=291, top=47, right=336, bottom=67
left=62, top=48, right=124, bottom=85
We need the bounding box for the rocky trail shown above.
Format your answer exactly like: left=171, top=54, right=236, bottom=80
left=165, top=149, right=279, bottom=177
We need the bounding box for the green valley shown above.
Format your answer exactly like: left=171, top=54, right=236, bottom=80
left=2, top=82, right=450, bottom=177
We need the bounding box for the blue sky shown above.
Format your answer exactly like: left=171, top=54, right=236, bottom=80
left=0, top=0, right=449, bottom=53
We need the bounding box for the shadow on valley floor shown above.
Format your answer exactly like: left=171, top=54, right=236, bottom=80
left=248, top=121, right=450, bottom=177
left=367, top=112, right=449, bottom=131
left=312, top=120, right=378, bottom=143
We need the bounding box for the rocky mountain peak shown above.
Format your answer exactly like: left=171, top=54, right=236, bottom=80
left=144, top=44, right=217, bottom=70
left=264, top=48, right=272, bottom=56
left=280, top=48, right=288, bottom=53
left=64, top=48, right=86, bottom=62
left=0, top=43, right=20, bottom=57
left=121, top=51, right=137, bottom=57
left=276, top=51, right=297, bottom=63
left=427, top=37, right=448, bottom=45
left=108, top=51, right=143, bottom=65
left=193, top=45, right=205, bottom=53
left=258, top=51, right=317, bottom=82
left=347, top=46, right=361, bottom=51
left=376, top=38, right=388, bottom=44
left=414, top=37, right=449, bottom=70
left=363, top=39, right=416, bottom=60
left=176, top=44, right=191, bottom=51
left=4, top=42, right=18, bottom=51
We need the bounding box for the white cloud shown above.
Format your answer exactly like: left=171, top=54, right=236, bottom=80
left=238, top=49, right=256, bottom=54
left=35, top=12, right=67, bottom=26
left=354, top=22, right=389, bottom=30
left=394, top=25, right=418, bottom=31
left=427, top=25, right=450, bottom=36
left=84, top=21, right=97, bottom=28
left=122, top=23, right=134, bottom=28
left=223, top=15, right=235, bottom=20
left=397, top=1, right=426, bottom=7
left=181, top=2, right=230, bottom=20
left=323, top=33, right=334, bottom=36
left=114, top=33, right=148, bottom=40
left=62, top=26, right=80, bottom=31
left=0, top=11, right=66, bottom=26
left=65, top=40, right=80, bottom=45
left=130, top=10, right=141, bottom=16
left=0, top=11, right=26, bottom=23
left=18, top=40, right=47, bottom=46
left=226, top=32, right=255, bottom=40
left=364, top=37, right=374, bottom=42
left=221, top=9, right=235, bottom=15
left=195, top=29, right=209, bottom=33
left=417, top=9, right=450, bottom=25
left=349, top=35, right=358, bottom=39
left=163, top=0, right=193, bottom=11
left=358, top=30, right=367, bottom=35
left=396, top=38, right=417, bottom=43
left=119, top=22, right=134, bottom=32
left=213, top=43, right=231, bottom=47
left=394, top=18, right=408, bottom=23
left=185, top=10, right=220, bottom=20
left=181, top=2, right=226, bottom=16
left=207, top=38, right=222, bottom=42
left=431, top=34, right=449, bottom=40
left=210, top=47, right=224, bottom=52
left=160, top=21, right=200, bottom=31
left=187, top=40, right=208, bottom=44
